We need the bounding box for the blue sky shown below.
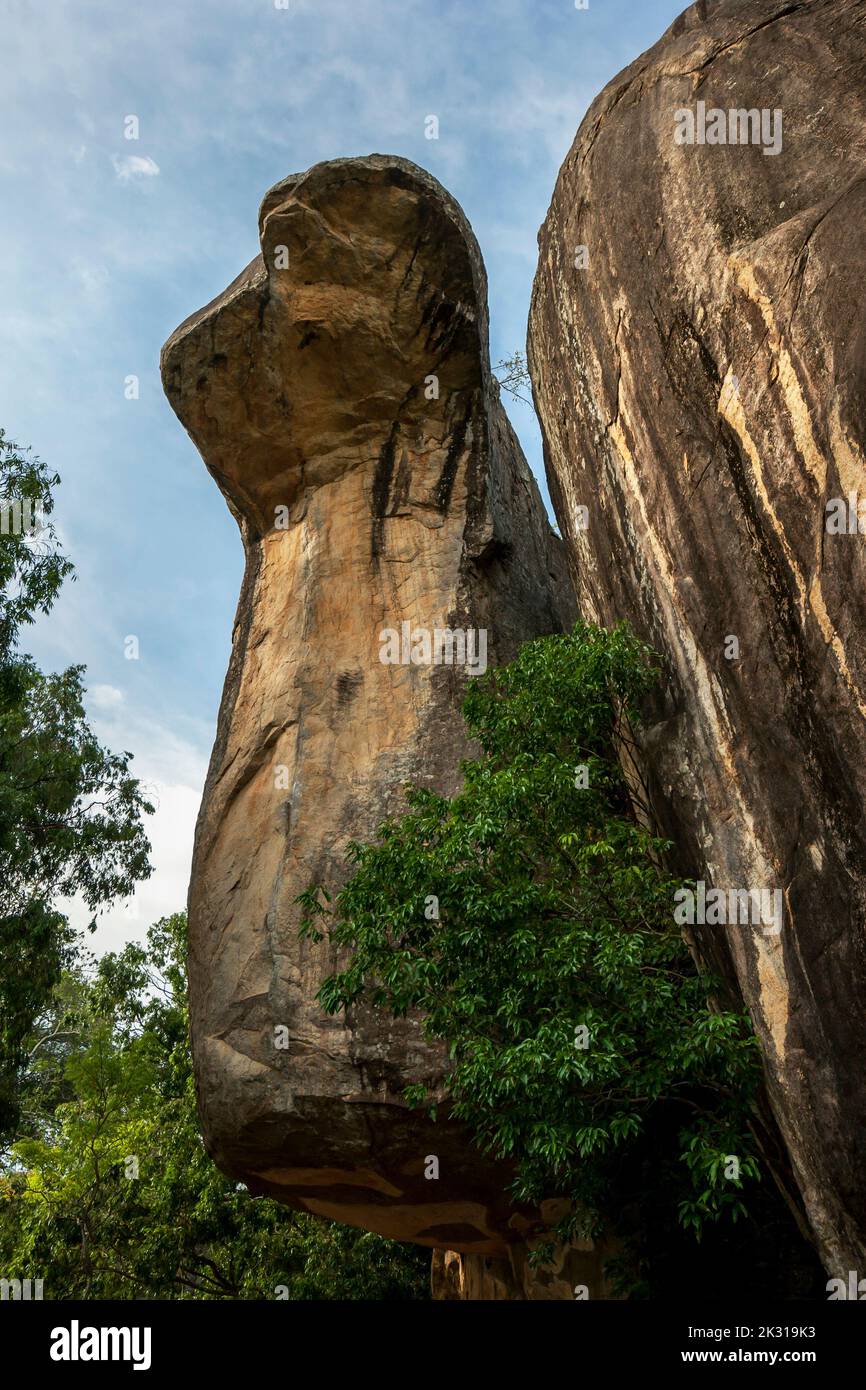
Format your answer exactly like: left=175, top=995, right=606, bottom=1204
left=0, top=0, right=684, bottom=948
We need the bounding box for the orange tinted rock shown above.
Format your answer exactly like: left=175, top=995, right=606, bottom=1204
left=162, top=155, right=574, bottom=1255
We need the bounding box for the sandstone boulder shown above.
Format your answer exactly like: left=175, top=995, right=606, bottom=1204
left=162, top=155, right=575, bottom=1258
left=529, top=0, right=866, bottom=1275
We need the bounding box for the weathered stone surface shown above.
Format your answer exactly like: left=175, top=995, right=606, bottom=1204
left=432, top=1237, right=615, bottom=1301
left=162, top=155, right=575, bottom=1257
left=529, top=0, right=866, bottom=1276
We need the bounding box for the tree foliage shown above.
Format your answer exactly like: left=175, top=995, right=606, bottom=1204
left=0, top=913, right=429, bottom=1300
left=0, top=431, right=153, bottom=1138
left=300, top=622, right=762, bottom=1255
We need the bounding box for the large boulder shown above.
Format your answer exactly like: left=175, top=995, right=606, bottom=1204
left=529, top=0, right=866, bottom=1275
left=162, top=155, right=576, bottom=1260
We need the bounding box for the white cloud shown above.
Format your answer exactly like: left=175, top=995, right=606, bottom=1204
left=112, top=154, right=161, bottom=183
left=62, top=719, right=207, bottom=954
left=89, top=683, right=124, bottom=709
left=64, top=778, right=201, bottom=953
left=70, top=259, right=110, bottom=296
left=91, top=779, right=201, bottom=950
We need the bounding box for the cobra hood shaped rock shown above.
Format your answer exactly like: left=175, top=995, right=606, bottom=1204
left=161, top=155, right=577, bottom=1262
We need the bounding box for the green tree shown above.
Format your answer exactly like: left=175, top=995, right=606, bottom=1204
left=0, top=431, right=153, bottom=1138
left=0, top=913, right=429, bottom=1300
left=300, top=622, right=762, bottom=1259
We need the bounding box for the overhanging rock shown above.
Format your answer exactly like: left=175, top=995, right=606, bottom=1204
left=162, top=154, right=576, bottom=1257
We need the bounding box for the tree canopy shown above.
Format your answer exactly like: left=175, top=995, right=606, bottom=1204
left=0, top=431, right=153, bottom=1139
left=0, top=912, right=429, bottom=1300
left=300, top=622, right=763, bottom=1268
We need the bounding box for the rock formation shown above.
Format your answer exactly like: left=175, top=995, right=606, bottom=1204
left=161, top=156, right=578, bottom=1272
left=431, top=1227, right=610, bottom=1300
left=529, top=0, right=866, bottom=1276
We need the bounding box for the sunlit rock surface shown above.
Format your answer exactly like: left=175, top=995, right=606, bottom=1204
left=529, top=0, right=866, bottom=1275
left=162, top=154, right=575, bottom=1260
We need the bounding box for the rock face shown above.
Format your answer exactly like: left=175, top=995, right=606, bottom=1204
left=529, top=0, right=866, bottom=1276
left=162, top=155, right=576, bottom=1260
left=431, top=1235, right=611, bottom=1301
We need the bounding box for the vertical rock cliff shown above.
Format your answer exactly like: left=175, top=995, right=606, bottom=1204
left=162, top=155, right=579, bottom=1267
left=529, top=0, right=866, bottom=1275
